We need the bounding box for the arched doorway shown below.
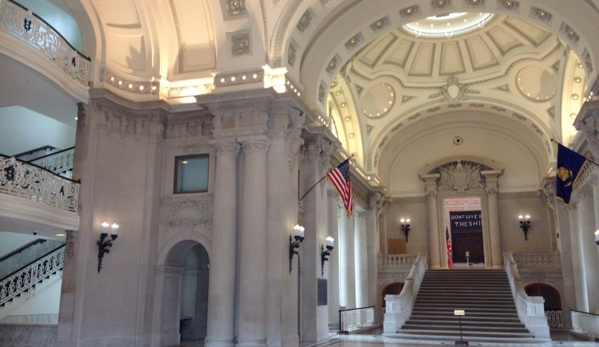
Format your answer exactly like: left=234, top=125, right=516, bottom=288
left=157, top=240, right=210, bottom=346
left=381, top=282, right=403, bottom=308
left=525, top=283, right=562, bottom=328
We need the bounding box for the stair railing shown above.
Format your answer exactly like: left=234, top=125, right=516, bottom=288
left=0, top=155, right=80, bottom=212
left=382, top=252, right=427, bottom=334
left=0, top=245, right=65, bottom=306
left=28, top=147, right=75, bottom=177
left=504, top=251, right=550, bottom=338
left=571, top=310, right=599, bottom=341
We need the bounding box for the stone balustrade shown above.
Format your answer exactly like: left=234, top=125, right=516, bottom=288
left=378, top=253, right=419, bottom=272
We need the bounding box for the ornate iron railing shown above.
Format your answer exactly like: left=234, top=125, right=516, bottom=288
left=0, top=0, right=90, bottom=85
left=339, top=306, right=375, bottom=332
left=0, top=245, right=64, bottom=306
left=0, top=155, right=79, bottom=212
left=546, top=310, right=563, bottom=329
left=29, top=147, right=74, bottom=177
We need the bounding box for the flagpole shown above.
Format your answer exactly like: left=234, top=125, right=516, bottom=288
left=298, top=156, right=353, bottom=202
left=551, top=139, right=599, bottom=168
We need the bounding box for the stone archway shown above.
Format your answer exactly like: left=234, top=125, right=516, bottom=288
left=155, top=240, right=210, bottom=346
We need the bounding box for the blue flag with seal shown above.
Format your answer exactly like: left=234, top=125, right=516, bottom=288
left=556, top=144, right=588, bottom=205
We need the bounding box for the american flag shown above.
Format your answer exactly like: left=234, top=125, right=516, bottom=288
left=327, top=159, right=353, bottom=217
left=446, top=227, right=453, bottom=269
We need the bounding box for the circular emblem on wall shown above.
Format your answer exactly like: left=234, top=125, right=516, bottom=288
left=453, top=136, right=464, bottom=146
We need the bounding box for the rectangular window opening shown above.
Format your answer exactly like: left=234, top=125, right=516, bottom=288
left=174, top=154, right=209, bottom=194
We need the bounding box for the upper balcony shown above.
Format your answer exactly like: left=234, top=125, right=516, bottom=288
left=0, top=0, right=90, bottom=102
left=0, top=155, right=79, bottom=232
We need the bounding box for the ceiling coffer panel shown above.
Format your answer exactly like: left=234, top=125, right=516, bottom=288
left=384, top=40, right=415, bottom=69
left=170, top=0, right=216, bottom=73
left=359, top=35, right=396, bottom=68
left=440, top=41, right=465, bottom=75
left=486, top=27, right=524, bottom=56
left=465, top=36, right=499, bottom=71
left=98, top=0, right=141, bottom=28
left=409, top=43, right=435, bottom=76
left=107, top=34, right=146, bottom=71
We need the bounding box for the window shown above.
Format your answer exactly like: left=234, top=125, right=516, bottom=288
left=174, top=154, right=209, bottom=194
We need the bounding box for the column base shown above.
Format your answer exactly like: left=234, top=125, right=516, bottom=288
left=236, top=341, right=267, bottom=347
left=206, top=339, right=236, bottom=347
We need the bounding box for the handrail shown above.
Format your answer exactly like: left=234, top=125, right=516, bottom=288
left=0, top=244, right=65, bottom=306
left=382, top=252, right=427, bottom=334
left=0, top=0, right=91, bottom=85
left=504, top=251, right=550, bottom=338
left=1, top=243, right=65, bottom=282
left=572, top=309, right=599, bottom=317
left=5, top=0, right=89, bottom=59
left=571, top=310, right=599, bottom=339
left=0, top=238, right=47, bottom=263
left=0, top=155, right=80, bottom=212
left=339, top=306, right=375, bottom=332
left=28, top=147, right=75, bottom=176
left=13, top=145, right=57, bottom=159
left=0, top=154, right=79, bottom=183
left=27, top=146, right=74, bottom=162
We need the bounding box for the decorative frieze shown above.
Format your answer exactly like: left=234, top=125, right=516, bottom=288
left=288, top=43, right=297, bottom=66
left=214, top=70, right=264, bottom=87
left=94, top=98, right=168, bottom=140
left=210, top=99, right=271, bottom=138
left=166, top=200, right=213, bottom=231
left=102, top=69, right=160, bottom=95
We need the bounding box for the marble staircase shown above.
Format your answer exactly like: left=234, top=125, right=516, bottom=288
left=394, top=269, right=540, bottom=342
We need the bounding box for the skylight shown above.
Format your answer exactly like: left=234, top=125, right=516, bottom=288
left=403, top=12, right=494, bottom=39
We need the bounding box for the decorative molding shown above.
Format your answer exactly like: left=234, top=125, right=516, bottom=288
left=345, top=33, right=362, bottom=50
left=214, top=70, right=264, bottom=87
left=166, top=200, right=212, bottom=231
left=66, top=230, right=77, bottom=259
left=102, top=69, right=160, bottom=95
left=297, top=10, right=313, bottom=32
left=285, top=106, right=305, bottom=173
left=288, top=43, right=297, bottom=66
left=399, top=5, right=419, bottom=18
left=231, top=31, right=251, bottom=56
left=326, top=54, right=341, bottom=74
left=224, top=0, right=247, bottom=17
left=530, top=7, right=552, bottom=23
left=437, top=160, right=484, bottom=192
left=497, top=0, right=519, bottom=11
left=370, top=17, right=390, bottom=32
left=431, top=0, right=451, bottom=9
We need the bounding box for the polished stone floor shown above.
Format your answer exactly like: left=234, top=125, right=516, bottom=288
left=179, top=329, right=597, bottom=347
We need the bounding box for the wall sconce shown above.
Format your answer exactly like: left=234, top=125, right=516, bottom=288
left=97, top=221, right=119, bottom=273
left=321, top=236, right=335, bottom=276
left=289, top=224, right=305, bottom=273
left=400, top=218, right=411, bottom=242
left=519, top=215, right=531, bottom=241
left=595, top=230, right=599, bottom=246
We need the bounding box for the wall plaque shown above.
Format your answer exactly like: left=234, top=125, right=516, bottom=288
left=317, top=279, right=328, bottom=306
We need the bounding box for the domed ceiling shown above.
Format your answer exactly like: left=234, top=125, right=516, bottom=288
left=327, top=13, right=587, bottom=196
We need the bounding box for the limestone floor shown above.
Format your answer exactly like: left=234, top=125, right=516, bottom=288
left=178, top=329, right=596, bottom=347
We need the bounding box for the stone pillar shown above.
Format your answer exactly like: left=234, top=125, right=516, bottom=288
left=579, top=189, right=599, bottom=312
left=339, top=206, right=356, bottom=309
left=554, top=200, right=576, bottom=329
left=205, top=142, right=239, bottom=347
left=367, top=193, right=382, bottom=319
left=567, top=203, right=589, bottom=311
left=237, top=137, right=270, bottom=347
left=354, top=212, right=368, bottom=307
left=483, top=171, right=502, bottom=268
left=299, top=136, right=333, bottom=342
left=422, top=174, right=441, bottom=268
left=327, top=191, right=340, bottom=330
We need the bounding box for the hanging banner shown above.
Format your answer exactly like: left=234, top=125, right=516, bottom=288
left=450, top=211, right=482, bottom=231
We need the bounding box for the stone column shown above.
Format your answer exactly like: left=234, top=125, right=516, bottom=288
left=237, top=137, right=270, bottom=347
left=367, top=193, right=382, bottom=319
left=483, top=171, right=502, bottom=268
left=422, top=174, right=441, bottom=268
left=339, top=206, right=356, bottom=309
left=327, top=191, right=340, bottom=330
left=205, top=142, right=239, bottom=347
left=567, top=203, right=589, bottom=311
left=354, top=212, right=368, bottom=307
left=579, top=189, right=599, bottom=312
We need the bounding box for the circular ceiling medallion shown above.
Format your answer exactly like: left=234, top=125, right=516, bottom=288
left=453, top=136, right=464, bottom=146
left=516, top=66, right=557, bottom=101
left=361, top=83, right=395, bottom=118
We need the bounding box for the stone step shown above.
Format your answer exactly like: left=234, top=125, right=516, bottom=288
left=402, top=322, right=529, bottom=332
left=397, top=328, right=535, bottom=338
left=385, top=331, right=544, bottom=343
left=406, top=318, right=525, bottom=326
left=409, top=313, right=521, bottom=321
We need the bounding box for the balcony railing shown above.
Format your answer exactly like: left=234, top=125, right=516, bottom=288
left=339, top=306, right=375, bottom=333
left=378, top=253, right=418, bottom=272
left=0, top=0, right=90, bottom=85
left=29, top=147, right=74, bottom=178
left=0, top=155, right=79, bottom=212
left=512, top=251, right=561, bottom=269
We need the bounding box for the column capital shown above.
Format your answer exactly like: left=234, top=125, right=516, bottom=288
left=239, top=136, right=270, bottom=154
left=210, top=140, right=241, bottom=156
